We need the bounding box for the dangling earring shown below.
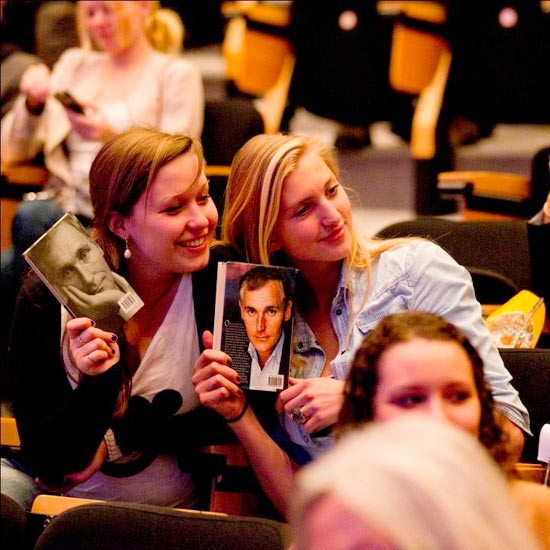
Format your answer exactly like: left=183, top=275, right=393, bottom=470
left=123, top=239, right=132, bottom=259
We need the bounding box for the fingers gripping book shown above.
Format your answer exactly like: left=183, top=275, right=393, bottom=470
left=213, top=262, right=297, bottom=392
left=23, top=213, right=144, bottom=332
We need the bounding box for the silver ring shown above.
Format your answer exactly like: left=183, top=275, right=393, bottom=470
left=291, top=407, right=308, bottom=424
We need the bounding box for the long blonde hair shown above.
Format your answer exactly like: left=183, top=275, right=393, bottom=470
left=221, top=133, right=413, bottom=313
left=76, top=1, right=184, bottom=55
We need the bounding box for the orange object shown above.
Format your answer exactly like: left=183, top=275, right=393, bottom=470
left=485, top=290, right=546, bottom=348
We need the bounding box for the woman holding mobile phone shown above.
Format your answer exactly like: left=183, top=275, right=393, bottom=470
left=1, top=1, right=203, bottom=301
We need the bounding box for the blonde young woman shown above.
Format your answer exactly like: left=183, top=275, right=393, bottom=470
left=192, top=133, right=530, bottom=516
left=1, top=1, right=203, bottom=285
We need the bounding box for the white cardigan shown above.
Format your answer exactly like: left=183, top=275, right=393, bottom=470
left=1, top=47, right=204, bottom=217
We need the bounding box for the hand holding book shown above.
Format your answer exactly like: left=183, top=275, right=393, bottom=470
left=213, top=262, right=297, bottom=392
left=192, top=330, right=247, bottom=421
left=66, top=317, right=120, bottom=378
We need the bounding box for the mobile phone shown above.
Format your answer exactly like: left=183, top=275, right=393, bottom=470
left=54, top=91, right=85, bottom=114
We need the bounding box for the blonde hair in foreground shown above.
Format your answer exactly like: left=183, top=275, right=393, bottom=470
left=293, top=416, right=538, bottom=550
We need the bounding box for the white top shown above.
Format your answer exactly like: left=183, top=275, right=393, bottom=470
left=131, top=274, right=200, bottom=413
left=61, top=275, right=200, bottom=507
left=1, top=47, right=204, bottom=218
left=65, top=101, right=133, bottom=217
left=61, top=274, right=200, bottom=412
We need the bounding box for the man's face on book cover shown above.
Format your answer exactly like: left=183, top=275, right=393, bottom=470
left=239, top=280, right=292, bottom=366
left=47, top=224, right=118, bottom=301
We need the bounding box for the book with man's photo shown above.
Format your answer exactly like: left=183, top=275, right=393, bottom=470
left=23, top=213, right=144, bottom=332
left=213, top=261, right=298, bottom=392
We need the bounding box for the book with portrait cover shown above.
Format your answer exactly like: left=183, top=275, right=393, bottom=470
left=23, top=213, right=144, bottom=332
left=213, top=261, right=297, bottom=392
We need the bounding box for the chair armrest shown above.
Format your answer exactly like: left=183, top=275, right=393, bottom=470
left=1, top=163, right=49, bottom=187
left=438, top=171, right=531, bottom=202
left=205, top=166, right=232, bottom=178
left=31, top=495, right=105, bottom=516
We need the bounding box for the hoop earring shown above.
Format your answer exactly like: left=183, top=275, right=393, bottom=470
left=123, top=239, right=132, bottom=259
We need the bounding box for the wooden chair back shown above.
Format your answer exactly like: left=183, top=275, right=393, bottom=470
left=222, top=3, right=295, bottom=134
left=33, top=500, right=289, bottom=550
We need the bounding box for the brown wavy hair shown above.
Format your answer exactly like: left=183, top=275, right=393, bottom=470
left=338, top=311, right=510, bottom=469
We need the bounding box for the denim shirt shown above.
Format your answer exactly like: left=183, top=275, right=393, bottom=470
left=281, top=240, right=531, bottom=459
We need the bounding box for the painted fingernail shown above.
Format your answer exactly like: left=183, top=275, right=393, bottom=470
left=90, top=320, right=96, bottom=327
left=236, top=375, right=242, bottom=384
left=226, top=357, right=233, bottom=367
left=111, top=334, right=118, bottom=342
left=111, top=348, right=116, bottom=354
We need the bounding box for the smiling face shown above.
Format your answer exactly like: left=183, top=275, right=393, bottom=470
left=273, top=150, right=352, bottom=270
left=372, top=338, right=482, bottom=437
left=119, top=152, right=218, bottom=278
left=239, top=280, right=291, bottom=366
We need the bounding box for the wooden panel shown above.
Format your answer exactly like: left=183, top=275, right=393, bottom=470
left=439, top=171, right=531, bottom=202
left=209, top=491, right=258, bottom=516
left=1, top=198, right=19, bottom=250
left=515, top=463, right=547, bottom=484
left=236, top=30, right=293, bottom=96
left=201, top=443, right=261, bottom=516
left=202, top=444, right=250, bottom=467
left=462, top=209, right=522, bottom=222
left=390, top=23, right=449, bottom=94
left=0, top=416, right=21, bottom=449
left=378, top=1, right=447, bottom=23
